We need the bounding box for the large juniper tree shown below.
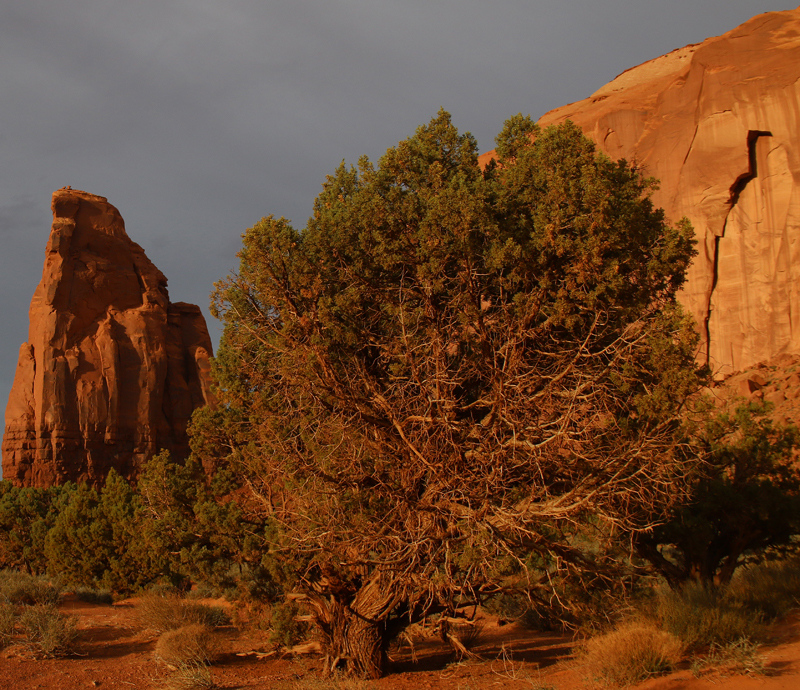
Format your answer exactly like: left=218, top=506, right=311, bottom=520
left=202, top=111, right=702, bottom=677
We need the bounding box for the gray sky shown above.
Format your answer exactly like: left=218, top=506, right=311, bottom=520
left=1, top=1, right=797, bottom=447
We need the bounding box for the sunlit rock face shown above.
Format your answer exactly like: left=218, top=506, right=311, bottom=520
left=481, top=7, right=800, bottom=376
left=2, top=189, right=216, bottom=487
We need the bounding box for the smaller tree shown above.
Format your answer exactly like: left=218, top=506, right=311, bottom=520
left=636, top=402, right=800, bottom=587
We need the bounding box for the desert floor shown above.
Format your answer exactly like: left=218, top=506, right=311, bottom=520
left=2, top=595, right=800, bottom=690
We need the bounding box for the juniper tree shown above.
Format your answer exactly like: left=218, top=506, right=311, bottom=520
left=203, top=111, right=702, bottom=678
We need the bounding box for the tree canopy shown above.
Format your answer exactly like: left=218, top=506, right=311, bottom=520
left=202, top=110, right=703, bottom=678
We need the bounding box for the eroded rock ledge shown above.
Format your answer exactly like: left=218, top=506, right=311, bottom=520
left=2, top=189, right=216, bottom=487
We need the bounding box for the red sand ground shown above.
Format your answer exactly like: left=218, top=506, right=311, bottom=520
left=2, top=596, right=800, bottom=690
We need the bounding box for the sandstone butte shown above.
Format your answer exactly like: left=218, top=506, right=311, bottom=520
left=480, top=5, right=800, bottom=378
left=1, top=189, right=216, bottom=488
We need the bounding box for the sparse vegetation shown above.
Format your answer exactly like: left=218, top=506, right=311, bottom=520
left=19, top=603, right=77, bottom=657
left=648, top=581, right=762, bottom=648
left=691, top=637, right=767, bottom=678
left=74, top=585, right=114, bottom=605
left=136, top=592, right=230, bottom=634
left=727, top=556, right=800, bottom=620
left=164, top=661, right=217, bottom=690
left=155, top=624, right=218, bottom=667
left=581, top=622, right=683, bottom=686
left=0, top=601, right=16, bottom=648
left=0, top=569, right=61, bottom=605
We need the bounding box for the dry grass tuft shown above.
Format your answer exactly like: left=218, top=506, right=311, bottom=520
left=0, top=601, right=17, bottom=648
left=136, top=593, right=229, bottom=633
left=19, top=604, right=78, bottom=657
left=164, top=661, right=216, bottom=690
left=649, top=582, right=761, bottom=648
left=582, top=622, right=682, bottom=687
left=155, top=624, right=218, bottom=668
left=0, top=570, right=61, bottom=605
left=691, top=637, right=767, bottom=678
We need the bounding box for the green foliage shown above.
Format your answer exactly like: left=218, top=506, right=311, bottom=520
left=637, top=403, right=800, bottom=586
left=204, top=110, right=703, bottom=677
left=268, top=600, right=309, bottom=647
left=0, top=481, right=64, bottom=573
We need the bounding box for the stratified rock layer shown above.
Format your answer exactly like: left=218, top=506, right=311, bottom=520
left=2, top=189, right=215, bottom=487
left=481, top=7, right=800, bottom=376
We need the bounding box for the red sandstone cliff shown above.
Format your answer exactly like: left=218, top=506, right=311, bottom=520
left=2, top=189, right=216, bottom=487
left=481, top=6, right=800, bottom=376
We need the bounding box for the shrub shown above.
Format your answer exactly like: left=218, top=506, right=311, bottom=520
left=268, top=601, right=309, bottom=647
left=165, top=662, right=216, bottom=690
left=0, top=601, right=16, bottom=648
left=650, top=582, right=762, bottom=648
left=20, top=604, right=78, bottom=657
left=582, top=622, right=682, bottom=686
left=136, top=593, right=230, bottom=633
left=0, top=569, right=61, bottom=605
left=155, top=624, right=218, bottom=667
left=691, top=638, right=766, bottom=677
left=726, top=557, right=800, bottom=621
left=74, top=586, right=114, bottom=605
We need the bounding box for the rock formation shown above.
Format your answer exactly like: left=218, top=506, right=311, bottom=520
left=2, top=189, right=216, bottom=487
left=481, top=6, right=800, bottom=377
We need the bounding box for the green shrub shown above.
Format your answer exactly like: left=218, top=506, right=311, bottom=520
left=582, top=622, right=683, bottom=686
left=155, top=624, right=218, bottom=667
left=0, top=569, right=61, bottom=605
left=20, top=604, right=78, bottom=657
left=268, top=601, right=309, bottom=647
left=136, top=593, right=230, bottom=633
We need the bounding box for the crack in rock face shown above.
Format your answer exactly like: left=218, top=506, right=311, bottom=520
left=480, top=5, right=800, bottom=376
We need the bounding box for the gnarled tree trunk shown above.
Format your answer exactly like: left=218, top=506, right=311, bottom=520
left=306, top=572, right=401, bottom=679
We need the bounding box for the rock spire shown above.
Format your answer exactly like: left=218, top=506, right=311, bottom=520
left=2, top=189, right=216, bottom=487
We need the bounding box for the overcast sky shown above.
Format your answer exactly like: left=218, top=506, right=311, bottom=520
left=1, top=1, right=797, bottom=448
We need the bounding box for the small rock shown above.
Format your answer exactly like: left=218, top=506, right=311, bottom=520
left=766, top=390, right=786, bottom=405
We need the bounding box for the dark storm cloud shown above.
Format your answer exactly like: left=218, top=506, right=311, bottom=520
left=0, top=0, right=796, bottom=457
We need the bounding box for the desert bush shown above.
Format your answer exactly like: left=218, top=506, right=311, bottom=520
left=582, top=622, right=683, bottom=686
left=0, top=569, right=61, bottom=605
left=691, top=637, right=766, bottom=677
left=726, top=557, right=800, bottom=621
left=74, top=586, right=114, bottom=605
left=136, top=593, right=230, bottom=633
left=20, top=604, right=78, bottom=657
left=0, top=601, right=16, bottom=648
left=268, top=601, right=309, bottom=647
left=164, top=661, right=216, bottom=690
left=650, top=581, right=762, bottom=648
left=155, top=624, right=218, bottom=667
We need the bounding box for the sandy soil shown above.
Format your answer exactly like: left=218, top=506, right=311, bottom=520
left=1, top=596, right=799, bottom=690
